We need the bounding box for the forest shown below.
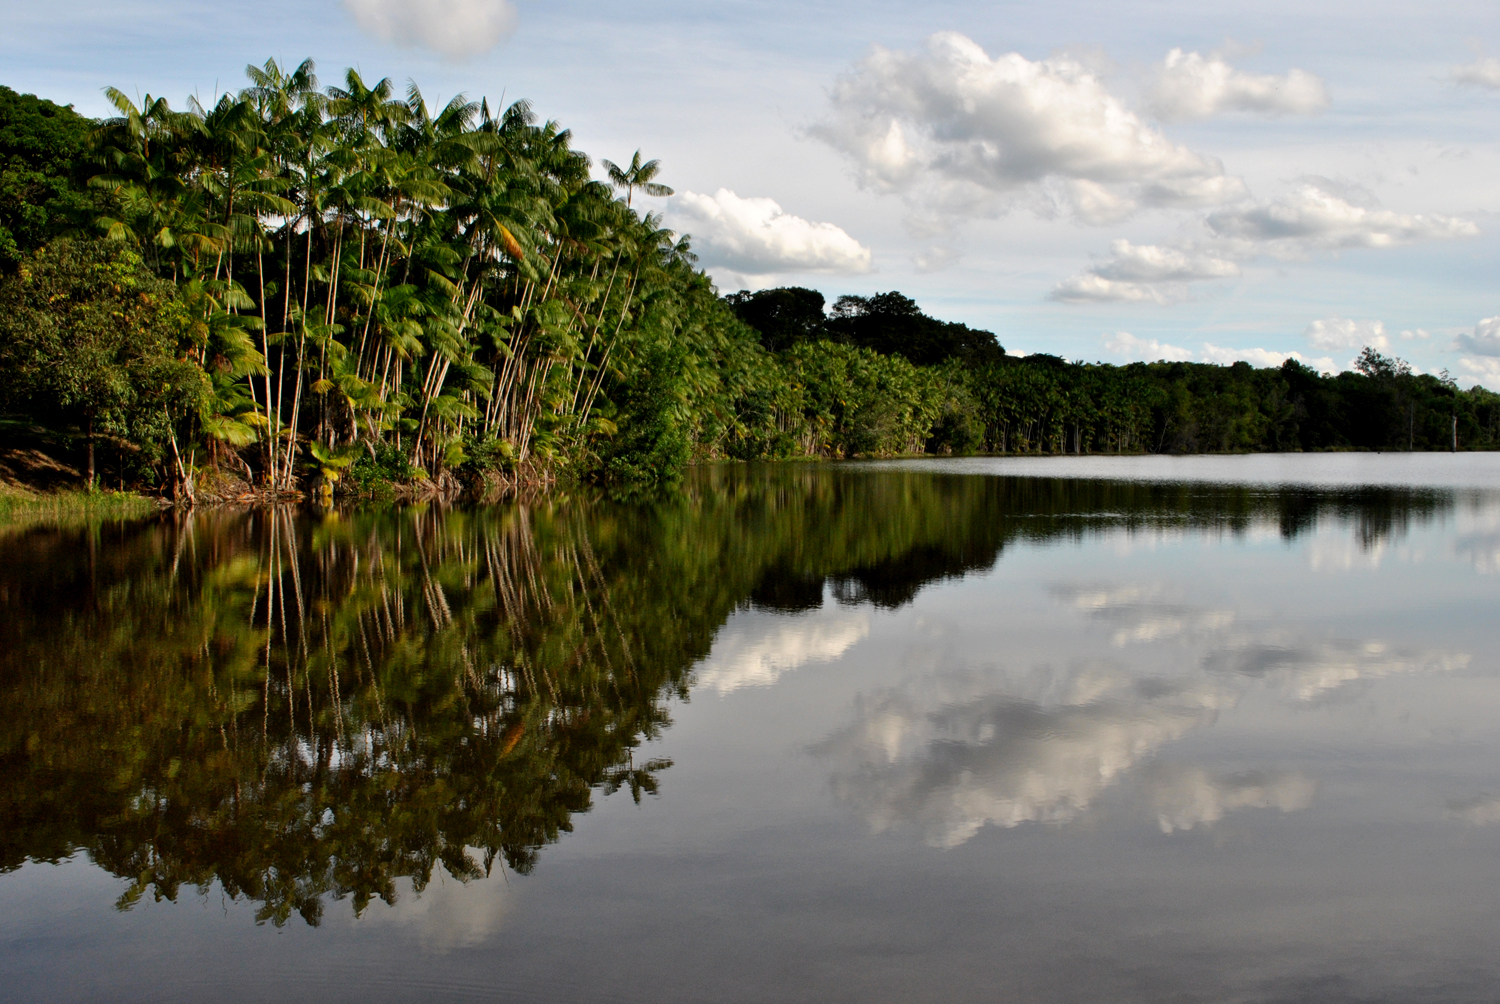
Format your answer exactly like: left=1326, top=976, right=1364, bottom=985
left=2, top=65, right=1498, bottom=501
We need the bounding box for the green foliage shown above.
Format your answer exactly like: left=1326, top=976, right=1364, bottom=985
left=780, top=341, right=946, bottom=457
left=0, top=66, right=1492, bottom=502
left=0, top=239, right=207, bottom=481
left=725, top=286, right=828, bottom=352
left=0, top=86, right=97, bottom=268
left=348, top=439, right=422, bottom=492
left=0, top=487, right=155, bottom=529
left=826, top=290, right=1005, bottom=367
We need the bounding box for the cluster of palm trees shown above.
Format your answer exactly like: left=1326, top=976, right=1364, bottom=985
left=90, top=57, right=711, bottom=493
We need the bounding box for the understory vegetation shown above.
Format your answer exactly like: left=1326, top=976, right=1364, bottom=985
left=1, top=68, right=1496, bottom=503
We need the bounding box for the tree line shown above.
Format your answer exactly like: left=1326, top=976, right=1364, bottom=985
left=723, top=286, right=1500, bottom=457
left=1, top=68, right=1496, bottom=502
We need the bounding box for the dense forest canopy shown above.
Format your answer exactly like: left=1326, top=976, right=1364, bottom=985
left=0, top=67, right=1496, bottom=501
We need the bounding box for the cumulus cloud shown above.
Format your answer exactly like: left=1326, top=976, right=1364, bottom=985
left=1142, top=764, right=1316, bottom=833
left=1148, top=49, right=1329, bottom=121
left=1052, top=240, right=1239, bottom=304
left=1458, top=355, right=1500, bottom=390
left=815, top=32, right=1241, bottom=224
left=673, top=189, right=872, bottom=277
left=1206, top=182, right=1479, bottom=251
left=1453, top=57, right=1500, bottom=89
left=1053, top=276, right=1177, bottom=304
left=1103, top=332, right=1194, bottom=361
left=1055, top=181, right=1475, bottom=311
left=694, top=610, right=869, bottom=694
left=1455, top=316, right=1500, bottom=356
left=1094, top=240, right=1240, bottom=282
left=343, top=0, right=516, bottom=58
left=1305, top=317, right=1390, bottom=352
left=1199, top=344, right=1335, bottom=370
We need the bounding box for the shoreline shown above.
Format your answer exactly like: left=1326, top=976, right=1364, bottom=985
left=6, top=447, right=1498, bottom=526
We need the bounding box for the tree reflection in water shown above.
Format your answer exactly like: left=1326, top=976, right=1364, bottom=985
left=0, top=466, right=1455, bottom=926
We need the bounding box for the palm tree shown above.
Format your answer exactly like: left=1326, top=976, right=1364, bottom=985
left=600, top=150, right=673, bottom=207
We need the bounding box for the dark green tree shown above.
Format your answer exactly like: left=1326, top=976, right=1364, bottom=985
left=725, top=286, right=827, bottom=352
left=0, top=238, right=205, bottom=484
left=0, top=86, right=97, bottom=268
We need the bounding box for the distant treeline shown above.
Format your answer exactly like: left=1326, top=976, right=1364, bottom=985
left=724, top=286, right=1500, bottom=457
left=1, top=72, right=1496, bottom=501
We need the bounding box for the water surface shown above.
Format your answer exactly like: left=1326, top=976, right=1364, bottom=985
left=4, top=455, right=1500, bottom=1003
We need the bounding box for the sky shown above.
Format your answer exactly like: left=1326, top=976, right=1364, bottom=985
left=5, top=0, right=1500, bottom=382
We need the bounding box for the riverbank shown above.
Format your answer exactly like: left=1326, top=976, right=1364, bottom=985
left=0, top=448, right=156, bottom=529
left=0, top=444, right=562, bottom=522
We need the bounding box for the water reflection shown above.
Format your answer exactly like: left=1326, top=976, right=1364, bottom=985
left=695, top=608, right=870, bottom=694
left=813, top=666, right=1220, bottom=846
left=814, top=552, right=1469, bottom=847
left=1139, top=763, right=1316, bottom=834
left=1446, top=795, right=1500, bottom=825
left=0, top=465, right=1485, bottom=929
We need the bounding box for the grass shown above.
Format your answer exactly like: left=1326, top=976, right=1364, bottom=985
left=0, top=485, right=160, bottom=533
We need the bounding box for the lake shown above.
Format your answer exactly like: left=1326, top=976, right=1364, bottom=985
left=3, top=454, right=1500, bottom=1003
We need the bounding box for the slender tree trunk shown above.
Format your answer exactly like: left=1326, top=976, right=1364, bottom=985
left=86, top=413, right=96, bottom=487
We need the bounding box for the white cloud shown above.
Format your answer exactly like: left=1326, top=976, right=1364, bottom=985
left=1103, top=332, right=1194, bottom=361
left=694, top=611, right=869, bottom=694
left=815, top=32, right=1241, bottom=224
left=1455, top=316, right=1500, bottom=356
left=912, top=244, right=960, bottom=273
left=1304, top=317, right=1390, bottom=351
left=1052, top=240, right=1239, bottom=304
left=343, top=0, right=516, bottom=58
left=1400, top=328, right=1432, bottom=341
left=1056, top=182, right=1475, bottom=312
left=1148, top=49, right=1329, bottom=121
left=1207, top=182, right=1479, bottom=251
left=1093, top=240, right=1241, bottom=283
left=1458, top=355, right=1500, bottom=390
left=1054, top=275, right=1176, bottom=304
left=1200, top=344, right=1335, bottom=371
left=673, top=189, right=872, bottom=277
left=1453, top=57, right=1500, bottom=89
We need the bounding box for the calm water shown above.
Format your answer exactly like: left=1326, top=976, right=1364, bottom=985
left=3, top=455, right=1500, bottom=1003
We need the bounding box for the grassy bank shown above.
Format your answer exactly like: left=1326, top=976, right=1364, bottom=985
left=0, top=486, right=159, bottom=532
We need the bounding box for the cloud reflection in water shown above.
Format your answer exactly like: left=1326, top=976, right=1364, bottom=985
left=696, top=610, right=871, bottom=694
left=816, top=580, right=1468, bottom=847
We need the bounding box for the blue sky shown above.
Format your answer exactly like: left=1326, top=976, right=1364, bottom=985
left=6, top=0, right=1500, bottom=381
